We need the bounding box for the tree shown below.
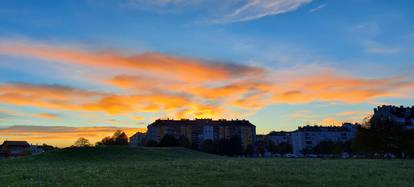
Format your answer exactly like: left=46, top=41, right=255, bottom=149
left=350, top=118, right=414, bottom=157
left=73, top=137, right=91, bottom=147
left=159, top=134, right=178, bottom=147
left=200, top=139, right=216, bottom=154
left=177, top=135, right=191, bottom=148
left=228, top=135, right=243, bottom=156
left=255, top=140, right=266, bottom=157
left=314, top=141, right=333, bottom=154
left=96, top=136, right=114, bottom=146
left=277, top=142, right=293, bottom=154
left=41, top=144, right=58, bottom=151
left=244, top=144, right=255, bottom=157
left=216, top=138, right=230, bottom=155
left=96, top=130, right=129, bottom=146
left=145, top=140, right=158, bottom=147
left=114, top=131, right=128, bottom=145
left=265, top=140, right=277, bottom=154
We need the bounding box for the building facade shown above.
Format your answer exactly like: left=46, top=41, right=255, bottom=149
left=291, top=123, right=358, bottom=154
left=146, top=119, right=256, bottom=147
left=0, top=141, right=31, bottom=157
left=129, top=132, right=147, bottom=146
left=265, top=131, right=291, bottom=145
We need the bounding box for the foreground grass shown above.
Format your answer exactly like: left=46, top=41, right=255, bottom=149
left=1, top=147, right=414, bottom=186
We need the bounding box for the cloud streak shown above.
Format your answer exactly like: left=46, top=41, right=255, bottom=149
left=208, top=0, right=312, bottom=24
left=308, top=3, right=326, bottom=13
left=0, top=41, right=264, bottom=83
left=123, top=0, right=311, bottom=24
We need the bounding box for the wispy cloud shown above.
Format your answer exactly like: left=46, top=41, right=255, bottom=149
left=208, top=0, right=312, bottom=24
left=122, top=0, right=312, bottom=24
left=0, top=40, right=264, bottom=83
left=308, top=3, right=326, bottom=13
left=363, top=40, right=400, bottom=54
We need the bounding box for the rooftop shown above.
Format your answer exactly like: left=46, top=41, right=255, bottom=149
left=149, top=119, right=255, bottom=127
left=1, top=141, right=30, bottom=147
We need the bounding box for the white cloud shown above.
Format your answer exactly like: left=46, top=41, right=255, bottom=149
left=125, top=0, right=201, bottom=8
left=124, top=0, right=312, bottom=24
left=308, top=3, right=326, bottom=13
left=363, top=40, right=399, bottom=54
left=209, top=0, right=312, bottom=24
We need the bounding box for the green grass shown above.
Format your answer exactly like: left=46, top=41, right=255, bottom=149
left=1, top=147, right=414, bottom=186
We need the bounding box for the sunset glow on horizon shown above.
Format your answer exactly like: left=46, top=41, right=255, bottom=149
left=1, top=0, right=414, bottom=147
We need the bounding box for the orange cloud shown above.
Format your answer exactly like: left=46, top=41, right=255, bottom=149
left=82, top=93, right=192, bottom=114
left=34, top=113, right=59, bottom=119
left=0, top=82, right=226, bottom=118
left=0, top=41, right=265, bottom=83
left=0, top=83, right=103, bottom=111
left=1, top=40, right=414, bottom=121
left=273, top=72, right=414, bottom=104
left=0, top=125, right=145, bottom=147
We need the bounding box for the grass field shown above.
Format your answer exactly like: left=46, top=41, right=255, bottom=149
left=1, top=147, right=414, bottom=186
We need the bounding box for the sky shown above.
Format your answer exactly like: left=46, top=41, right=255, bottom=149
left=1, top=0, right=414, bottom=147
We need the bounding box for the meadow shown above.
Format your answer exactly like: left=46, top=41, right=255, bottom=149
left=1, top=147, right=414, bottom=186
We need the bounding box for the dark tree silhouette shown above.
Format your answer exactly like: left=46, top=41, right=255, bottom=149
left=314, top=141, right=337, bottom=154
left=216, top=138, right=230, bottom=156
left=41, top=144, right=58, bottom=151
left=255, top=140, right=266, bottom=157
left=351, top=114, right=414, bottom=158
left=228, top=135, right=243, bottom=156
left=96, top=130, right=128, bottom=146
left=277, top=142, right=293, bottom=154
left=159, top=134, right=178, bottom=147
left=200, top=139, right=216, bottom=154
left=114, top=131, right=128, bottom=145
left=73, top=137, right=91, bottom=147
left=244, top=144, right=255, bottom=156
left=177, top=135, right=191, bottom=148
left=145, top=140, right=158, bottom=147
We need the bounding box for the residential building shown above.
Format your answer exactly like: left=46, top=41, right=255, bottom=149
left=30, top=145, right=45, bottom=155
left=291, top=123, right=359, bottom=154
left=266, top=131, right=291, bottom=145
left=0, top=141, right=31, bottom=157
left=130, top=132, right=147, bottom=146
left=146, top=119, right=256, bottom=147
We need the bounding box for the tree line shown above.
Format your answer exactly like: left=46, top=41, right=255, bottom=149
left=72, top=130, right=129, bottom=147
left=350, top=115, right=414, bottom=158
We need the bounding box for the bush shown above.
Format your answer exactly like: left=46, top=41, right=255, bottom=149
left=177, top=136, right=191, bottom=148
left=145, top=140, right=158, bottom=147
left=159, top=134, right=178, bottom=147
left=276, top=142, right=293, bottom=154
left=244, top=144, right=255, bottom=156
left=200, top=140, right=216, bottom=154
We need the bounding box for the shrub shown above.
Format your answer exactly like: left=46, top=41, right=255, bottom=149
left=159, top=134, right=178, bottom=147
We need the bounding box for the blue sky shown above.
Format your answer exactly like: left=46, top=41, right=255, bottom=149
left=0, top=0, right=414, bottom=146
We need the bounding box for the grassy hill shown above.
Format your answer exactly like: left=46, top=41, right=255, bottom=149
left=1, top=147, right=414, bottom=186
